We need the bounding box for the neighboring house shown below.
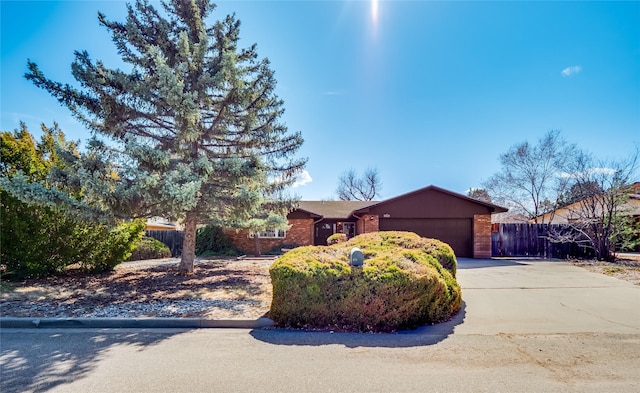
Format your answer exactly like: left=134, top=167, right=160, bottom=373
left=491, top=211, right=531, bottom=224
left=533, top=182, right=640, bottom=252
left=146, top=217, right=181, bottom=231
left=226, top=185, right=508, bottom=258
left=535, top=182, right=640, bottom=224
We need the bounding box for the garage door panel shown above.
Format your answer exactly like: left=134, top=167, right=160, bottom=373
left=379, top=218, right=472, bottom=257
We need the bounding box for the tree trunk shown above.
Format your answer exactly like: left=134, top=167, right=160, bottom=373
left=178, top=211, right=197, bottom=275
left=253, top=234, right=262, bottom=257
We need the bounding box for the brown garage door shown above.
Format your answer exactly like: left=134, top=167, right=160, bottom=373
left=379, top=218, right=472, bottom=257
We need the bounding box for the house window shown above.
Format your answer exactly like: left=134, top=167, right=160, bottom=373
left=249, top=229, right=286, bottom=239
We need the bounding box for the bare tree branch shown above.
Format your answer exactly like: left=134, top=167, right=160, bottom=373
left=336, top=167, right=382, bottom=201
left=546, top=149, right=639, bottom=261
left=483, top=130, right=577, bottom=223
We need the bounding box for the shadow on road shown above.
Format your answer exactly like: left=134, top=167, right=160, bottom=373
left=0, top=329, right=184, bottom=393
left=250, top=302, right=466, bottom=349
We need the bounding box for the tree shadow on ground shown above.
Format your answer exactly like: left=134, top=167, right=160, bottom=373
left=0, top=328, right=186, bottom=393
left=250, top=302, right=467, bottom=349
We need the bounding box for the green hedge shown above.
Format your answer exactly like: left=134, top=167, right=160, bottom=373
left=195, top=225, right=239, bottom=256
left=127, top=237, right=172, bottom=261
left=0, top=195, right=145, bottom=279
left=269, top=231, right=461, bottom=332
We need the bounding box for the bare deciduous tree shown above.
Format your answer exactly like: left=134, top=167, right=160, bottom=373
left=483, top=130, right=577, bottom=223
left=336, top=168, right=382, bottom=201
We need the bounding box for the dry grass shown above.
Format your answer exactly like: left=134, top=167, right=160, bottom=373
left=570, top=253, right=640, bottom=286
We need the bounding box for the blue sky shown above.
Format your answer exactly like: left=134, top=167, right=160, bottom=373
left=2, top=1, right=639, bottom=201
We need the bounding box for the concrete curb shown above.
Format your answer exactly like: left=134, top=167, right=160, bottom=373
left=0, top=317, right=275, bottom=329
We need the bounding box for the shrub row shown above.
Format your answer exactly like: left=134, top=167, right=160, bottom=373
left=1, top=193, right=145, bottom=280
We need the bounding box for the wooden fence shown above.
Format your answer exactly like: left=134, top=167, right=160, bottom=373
left=145, top=230, right=184, bottom=257
left=491, top=223, right=593, bottom=259
left=147, top=225, right=594, bottom=260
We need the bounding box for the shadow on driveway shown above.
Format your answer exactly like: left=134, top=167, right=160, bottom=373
left=457, top=258, right=531, bottom=269
left=250, top=302, right=466, bottom=349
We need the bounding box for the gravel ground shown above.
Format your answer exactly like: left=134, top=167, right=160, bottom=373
left=0, top=257, right=275, bottom=319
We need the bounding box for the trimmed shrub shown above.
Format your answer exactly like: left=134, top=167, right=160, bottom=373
left=327, top=233, right=347, bottom=245
left=195, top=225, right=239, bottom=256
left=269, top=231, right=461, bottom=332
left=127, top=237, right=172, bottom=261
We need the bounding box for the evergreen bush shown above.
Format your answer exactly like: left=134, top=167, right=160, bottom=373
left=127, top=237, right=172, bottom=261
left=269, top=231, right=461, bottom=332
left=327, top=233, right=347, bottom=245
left=195, top=225, right=239, bottom=256
left=76, top=220, right=146, bottom=273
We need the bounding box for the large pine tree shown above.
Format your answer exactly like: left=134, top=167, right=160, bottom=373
left=20, top=0, right=305, bottom=274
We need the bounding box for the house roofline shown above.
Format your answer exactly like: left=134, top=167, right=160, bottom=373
left=290, top=206, right=322, bottom=219
left=352, top=184, right=508, bottom=214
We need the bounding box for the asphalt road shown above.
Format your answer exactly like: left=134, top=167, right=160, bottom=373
left=2, top=259, right=639, bottom=393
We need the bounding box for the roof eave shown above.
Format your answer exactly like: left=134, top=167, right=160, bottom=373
left=352, top=184, right=509, bottom=214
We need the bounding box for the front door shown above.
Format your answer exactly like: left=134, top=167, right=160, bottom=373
left=343, top=222, right=356, bottom=238
left=315, top=222, right=335, bottom=246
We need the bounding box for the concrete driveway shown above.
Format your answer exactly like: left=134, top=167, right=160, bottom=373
left=453, top=258, right=639, bottom=335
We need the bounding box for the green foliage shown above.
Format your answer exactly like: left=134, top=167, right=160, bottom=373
left=127, top=237, right=172, bottom=261
left=75, top=220, right=146, bottom=273
left=610, top=215, right=640, bottom=254
left=241, top=211, right=292, bottom=256
left=326, top=233, right=347, bottom=245
left=1, top=190, right=80, bottom=278
left=1, top=125, right=145, bottom=279
left=1, top=190, right=145, bottom=278
left=195, top=225, right=239, bottom=256
left=269, top=232, right=462, bottom=332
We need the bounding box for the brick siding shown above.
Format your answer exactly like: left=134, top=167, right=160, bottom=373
left=225, top=218, right=314, bottom=255
left=356, top=214, right=379, bottom=235
left=473, top=214, right=492, bottom=258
